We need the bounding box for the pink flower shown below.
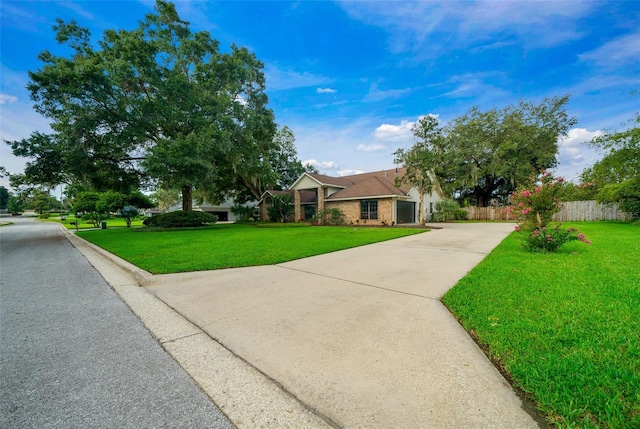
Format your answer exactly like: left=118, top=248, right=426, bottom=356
left=514, top=225, right=520, bottom=231
left=519, top=202, right=524, bottom=207
left=522, top=190, right=531, bottom=197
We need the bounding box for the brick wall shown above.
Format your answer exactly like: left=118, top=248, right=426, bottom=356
left=326, top=198, right=394, bottom=225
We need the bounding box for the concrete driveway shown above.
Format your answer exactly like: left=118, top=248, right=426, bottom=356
left=133, top=222, right=542, bottom=428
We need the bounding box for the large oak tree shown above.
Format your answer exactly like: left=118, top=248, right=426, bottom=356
left=9, top=1, right=278, bottom=210
left=432, top=95, right=576, bottom=206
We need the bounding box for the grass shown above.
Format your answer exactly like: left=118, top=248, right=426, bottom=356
left=42, top=215, right=145, bottom=229
left=442, top=222, right=640, bottom=428
left=77, top=223, right=426, bottom=274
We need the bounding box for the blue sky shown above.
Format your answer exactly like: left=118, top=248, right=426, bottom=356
left=1, top=0, right=639, bottom=192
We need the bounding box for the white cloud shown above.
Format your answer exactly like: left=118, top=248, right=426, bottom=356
left=338, top=1, right=593, bottom=56
left=265, top=64, right=333, bottom=91
left=442, top=72, right=510, bottom=101
left=302, top=159, right=338, bottom=171
left=356, top=143, right=386, bottom=152
left=579, top=31, right=640, bottom=68
left=58, top=1, right=95, bottom=20
left=0, top=94, right=18, bottom=104
left=316, top=87, right=337, bottom=94
left=373, top=120, right=415, bottom=142
left=554, top=128, right=604, bottom=181
left=338, top=169, right=365, bottom=177
left=364, top=82, right=413, bottom=102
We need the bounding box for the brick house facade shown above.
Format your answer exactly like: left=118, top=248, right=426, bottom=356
left=259, top=168, right=441, bottom=225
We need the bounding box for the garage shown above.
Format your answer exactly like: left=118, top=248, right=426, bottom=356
left=396, top=201, right=415, bottom=224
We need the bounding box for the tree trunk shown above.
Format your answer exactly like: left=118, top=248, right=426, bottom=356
left=419, top=191, right=425, bottom=224
left=181, top=185, right=192, bottom=211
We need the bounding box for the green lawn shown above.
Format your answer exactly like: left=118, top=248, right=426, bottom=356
left=442, top=222, right=640, bottom=428
left=77, top=223, right=426, bottom=273
left=43, top=215, right=145, bottom=229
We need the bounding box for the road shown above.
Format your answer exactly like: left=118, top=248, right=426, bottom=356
left=0, top=218, right=234, bottom=429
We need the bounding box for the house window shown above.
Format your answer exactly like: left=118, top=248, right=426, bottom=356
left=360, top=200, right=378, bottom=220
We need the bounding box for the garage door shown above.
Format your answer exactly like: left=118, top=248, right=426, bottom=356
left=396, top=201, right=415, bottom=224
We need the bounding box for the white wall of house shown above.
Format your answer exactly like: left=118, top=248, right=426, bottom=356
left=407, top=187, right=442, bottom=222
left=167, top=197, right=257, bottom=222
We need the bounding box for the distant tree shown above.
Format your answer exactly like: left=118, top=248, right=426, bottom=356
left=394, top=115, right=442, bottom=224
left=29, top=191, right=59, bottom=214
left=230, top=125, right=318, bottom=203
left=433, top=95, right=576, bottom=206
left=583, top=112, right=640, bottom=218
left=149, top=187, right=181, bottom=213
left=7, top=196, right=24, bottom=214
left=8, top=1, right=277, bottom=211
left=582, top=112, right=639, bottom=186
left=74, top=190, right=154, bottom=227
left=272, top=126, right=318, bottom=189
left=0, top=186, right=9, bottom=210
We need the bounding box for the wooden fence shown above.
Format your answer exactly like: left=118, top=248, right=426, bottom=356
left=463, top=201, right=630, bottom=222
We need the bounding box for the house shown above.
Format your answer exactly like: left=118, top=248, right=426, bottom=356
left=259, top=168, right=441, bottom=225
left=158, top=197, right=256, bottom=222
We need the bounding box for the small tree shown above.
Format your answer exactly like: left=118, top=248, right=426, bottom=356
left=508, top=172, right=590, bottom=252
left=74, top=192, right=106, bottom=227
left=120, top=206, right=139, bottom=228
left=394, top=115, right=442, bottom=224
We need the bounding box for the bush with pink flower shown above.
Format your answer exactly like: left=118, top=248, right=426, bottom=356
left=508, top=171, right=591, bottom=252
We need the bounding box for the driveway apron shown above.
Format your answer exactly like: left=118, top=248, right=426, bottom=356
left=145, top=223, right=542, bottom=428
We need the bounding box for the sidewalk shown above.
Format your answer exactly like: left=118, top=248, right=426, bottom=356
left=66, top=223, right=545, bottom=428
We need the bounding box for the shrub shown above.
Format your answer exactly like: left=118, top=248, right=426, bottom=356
left=143, top=210, right=218, bottom=228
left=596, top=177, right=640, bottom=219
left=38, top=212, right=50, bottom=219
left=312, top=208, right=346, bottom=225
left=266, top=194, right=293, bottom=223
left=433, top=200, right=467, bottom=222
left=231, top=203, right=256, bottom=222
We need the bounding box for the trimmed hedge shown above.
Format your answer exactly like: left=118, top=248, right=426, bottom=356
left=143, top=211, right=218, bottom=228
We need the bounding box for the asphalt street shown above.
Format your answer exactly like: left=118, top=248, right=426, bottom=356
left=0, top=218, right=234, bottom=429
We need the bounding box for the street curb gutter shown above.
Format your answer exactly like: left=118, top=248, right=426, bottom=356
left=61, top=226, right=333, bottom=429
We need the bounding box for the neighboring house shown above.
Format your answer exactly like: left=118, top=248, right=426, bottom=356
left=259, top=168, right=441, bottom=225
left=158, top=197, right=256, bottom=222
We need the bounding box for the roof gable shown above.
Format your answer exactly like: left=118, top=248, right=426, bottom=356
left=326, top=176, right=408, bottom=200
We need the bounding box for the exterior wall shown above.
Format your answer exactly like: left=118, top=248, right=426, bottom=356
left=325, top=198, right=394, bottom=225
left=407, top=188, right=441, bottom=223
left=293, top=175, right=321, bottom=189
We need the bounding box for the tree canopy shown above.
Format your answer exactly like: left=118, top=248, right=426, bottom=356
left=425, top=95, right=576, bottom=206
left=8, top=1, right=281, bottom=210
left=582, top=112, right=639, bottom=187
left=583, top=112, right=640, bottom=218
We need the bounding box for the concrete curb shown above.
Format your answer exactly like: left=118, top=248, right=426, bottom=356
left=60, top=225, right=333, bottom=429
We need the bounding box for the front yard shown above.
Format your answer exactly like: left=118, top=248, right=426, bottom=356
left=77, top=223, right=425, bottom=273
left=443, top=222, right=640, bottom=428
